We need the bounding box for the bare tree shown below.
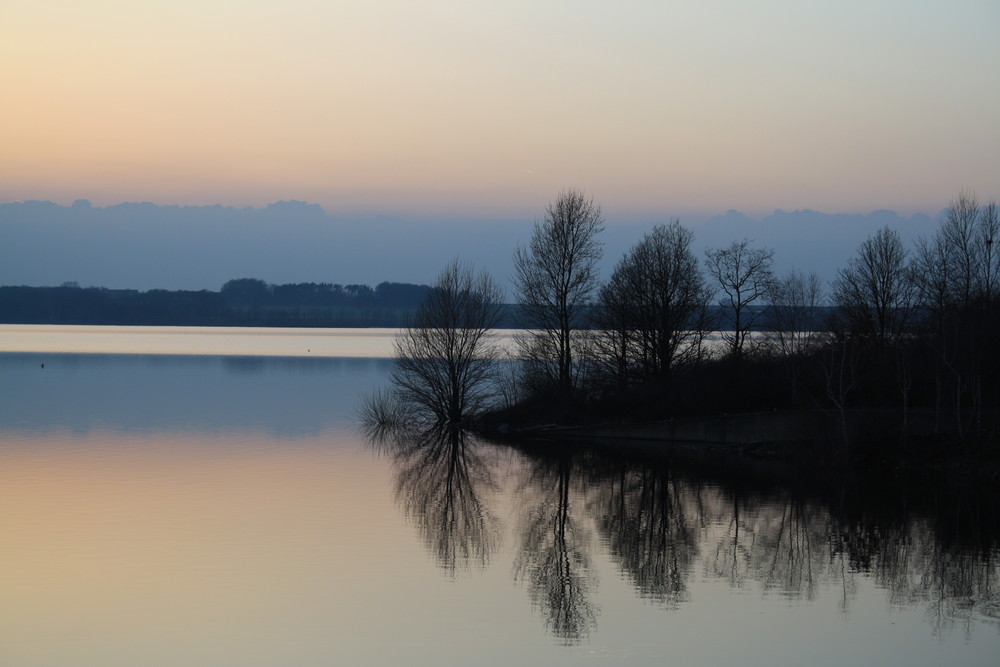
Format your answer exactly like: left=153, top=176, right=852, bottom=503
left=704, top=240, right=775, bottom=359
left=831, top=226, right=915, bottom=346
left=920, top=191, right=1000, bottom=306
left=593, top=221, right=709, bottom=384
left=818, top=339, right=863, bottom=447
left=392, top=260, right=504, bottom=424
left=911, top=192, right=1000, bottom=435
left=592, top=261, right=634, bottom=388
left=513, top=189, right=604, bottom=396
left=767, top=270, right=825, bottom=400
left=979, top=201, right=999, bottom=299
left=940, top=191, right=983, bottom=309
left=913, top=223, right=963, bottom=432
left=769, top=269, right=824, bottom=358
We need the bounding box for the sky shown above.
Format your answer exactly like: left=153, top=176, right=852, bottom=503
left=2, top=0, right=998, bottom=222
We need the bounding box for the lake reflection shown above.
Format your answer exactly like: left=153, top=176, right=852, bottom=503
left=2, top=346, right=999, bottom=666
left=371, top=426, right=502, bottom=575
left=371, top=425, right=1000, bottom=656
left=513, top=446, right=598, bottom=643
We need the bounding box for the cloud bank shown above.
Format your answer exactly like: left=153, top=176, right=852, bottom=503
left=1, top=200, right=940, bottom=293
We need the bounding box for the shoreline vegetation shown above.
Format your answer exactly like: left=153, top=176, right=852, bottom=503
left=362, top=190, right=999, bottom=482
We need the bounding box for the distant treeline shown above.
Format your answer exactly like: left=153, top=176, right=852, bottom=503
left=0, top=278, right=834, bottom=330
left=0, top=279, right=446, bottom=327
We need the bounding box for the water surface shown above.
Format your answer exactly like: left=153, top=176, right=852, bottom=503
left=1, top=327, right=997, bottom=666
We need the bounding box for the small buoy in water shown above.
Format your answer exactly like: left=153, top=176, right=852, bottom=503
left=41, top=363, right=44, bottom=369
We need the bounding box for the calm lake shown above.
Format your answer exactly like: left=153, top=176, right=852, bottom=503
left=1, top=325, right=998, bottom=666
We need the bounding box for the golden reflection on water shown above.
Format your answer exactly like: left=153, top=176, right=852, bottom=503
left=0, top=429, right=414, bottom=666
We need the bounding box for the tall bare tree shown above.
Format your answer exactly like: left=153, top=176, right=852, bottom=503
left=916, top=191, right=1000, bottom=307
left=704, top=240, right=775, bottom=359
left=912, top=192, right=1000, bottom=435
left=392, top=260, right=504, bottom=423
left=830, top=228, right=918, bottom=445
left=768, top=270, right=825, bottom=400
left=979, top=201, right=999, bottom=299
left=831, top=226, right=915, bottom=346
left=592, top=260, right=634, bottom=387
left=513, top=189, right=604, bottom=396
left=594, top=221, right=709, bottom=384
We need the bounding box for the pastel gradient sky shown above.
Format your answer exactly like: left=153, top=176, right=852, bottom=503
left=2, top=0, right=998, bottom=219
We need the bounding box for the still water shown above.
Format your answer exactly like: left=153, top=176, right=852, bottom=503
left=1, top=326, right=998, bottom=666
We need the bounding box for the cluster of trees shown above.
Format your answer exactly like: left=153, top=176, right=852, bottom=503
left=0, top=279, right=435, bottom=327
left=383, top=189, right=998, bottom=452
left=0, top=284, right=226, bottom=326
left=219, top=278, right=431, bottom=310
left=822, top=194, right=999, bottom=442
left=508, top=191, right=791, bottom=399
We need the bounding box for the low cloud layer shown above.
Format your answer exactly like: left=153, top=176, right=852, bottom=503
left=1, top=200, right=940, bottom=294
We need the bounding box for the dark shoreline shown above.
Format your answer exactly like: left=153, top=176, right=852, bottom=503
left=472, top=407, right=1000, bottom=486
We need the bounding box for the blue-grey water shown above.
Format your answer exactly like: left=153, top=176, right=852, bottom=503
left=0, top=328, right=998, bottom=666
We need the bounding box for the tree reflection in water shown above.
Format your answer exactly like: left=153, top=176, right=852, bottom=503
left=371, top=425, right=501, bottom=575
left=732, top=497, right=830, bottom=600
left=366, top=426, right=1000, bottom=643
left=582, top=452, right=1000, bottom=638
left=513, top=450, right=598, bottom=644
left=831, top=507, right=1000, bottom=637
left=590, top=466, right=696, bottom=606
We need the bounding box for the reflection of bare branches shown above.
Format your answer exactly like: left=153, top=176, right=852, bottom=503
left=513, top=454, right=598, bottom=644
left=752, top=500, right=826, bottom=600
left=708, top=492, right=755, bottom=588
left=921, top=549, right=998, bottom=638
left=381, top=426, right=501, bottom=575
left=366, top=423, right=1000, bottom=642
left=593, top=460, right=1000, bottom=639
left=702, top=487, right=837, bottom=602
left=845, top=519, right=1000, bottom=638
left=595, top=468, right=696, bottom=606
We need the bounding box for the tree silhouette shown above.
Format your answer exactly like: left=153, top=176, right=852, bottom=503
left=594, top=221, right=710, bottom=385
left=392, top=260, right=504, bottom=423
left=513, top=189, right=604, bottom=397
left=705, top=239, right=775, bottom=359
left=831, top=226, right=916, bottom=346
